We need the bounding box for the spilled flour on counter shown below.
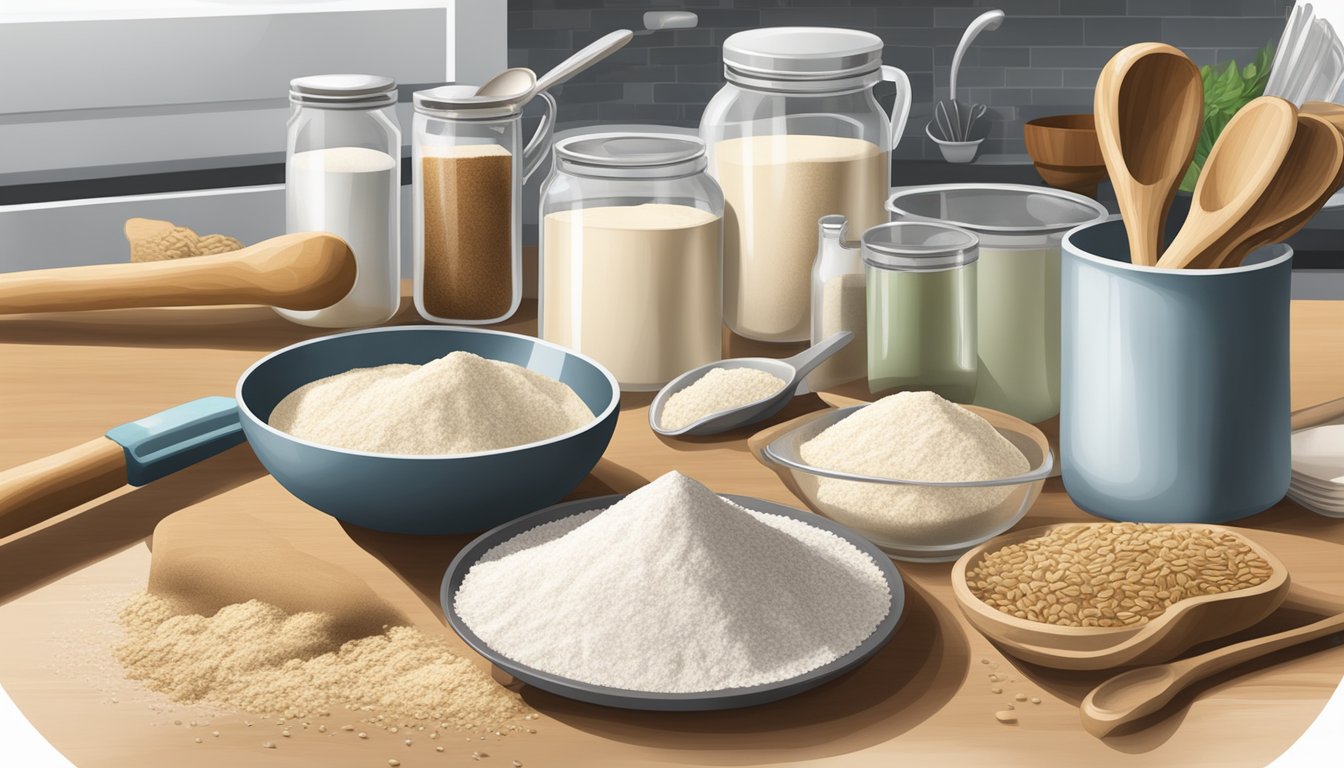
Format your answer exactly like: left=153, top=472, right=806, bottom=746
left=799, top=391, right=1030, bottom=541
left=658, top=367, right=787, bottom=430
left=268, top=350, right=592, bottom=455
left=115, top=592, right=527, bottom=730
left=453, top=471, right=891, bottom=693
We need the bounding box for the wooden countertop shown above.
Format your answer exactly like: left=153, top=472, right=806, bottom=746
left=1, top=296, right=1343, bottom=768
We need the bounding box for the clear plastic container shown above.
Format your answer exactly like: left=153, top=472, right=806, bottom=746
left=864, top=221, right=980, bottom=402
left=412, top=86, right=556, bottom=325
left=700, top=27, right=912, bottom=342
left=807, top=215, right=867, bottom=391
left=539, top=133, right=725, bottom=391
left=887, top=184, right=1108, bottom=422
left=283, top=74, right=401, bottom=328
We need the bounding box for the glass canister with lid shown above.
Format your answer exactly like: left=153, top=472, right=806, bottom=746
left=412, top=86, right=556, bottom=325
left=700, top=27, right=912, bottom=343
left=865, top=221, right=980, bottom=402
left=539, top=133, right=725, bottom=391
left=886, top=184, right=1108, bottom=422
left=284, top=74, right=401, bottom=328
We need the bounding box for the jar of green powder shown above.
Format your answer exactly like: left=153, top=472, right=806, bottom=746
left=864, top=221, right=979, bottom=402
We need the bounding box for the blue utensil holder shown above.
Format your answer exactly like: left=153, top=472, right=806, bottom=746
left=1060, top=216, right=1292, bottom=523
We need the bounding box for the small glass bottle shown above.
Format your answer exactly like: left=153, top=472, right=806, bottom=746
left=283, top=74, right=401, bottom=328
left=807, top=215, right=867, bottom=392
left=865, top=222, right=980, bottom=402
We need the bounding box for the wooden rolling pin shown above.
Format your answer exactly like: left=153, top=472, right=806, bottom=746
left=0, top=232, right=356, bottom=314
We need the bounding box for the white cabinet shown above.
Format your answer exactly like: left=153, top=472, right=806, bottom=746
left=0, top=1, right=504, bottom=271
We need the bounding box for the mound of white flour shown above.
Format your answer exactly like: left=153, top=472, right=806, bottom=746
left=453, top=471, right=891, bottom=693
left=269, top=351, right=592, bottom=455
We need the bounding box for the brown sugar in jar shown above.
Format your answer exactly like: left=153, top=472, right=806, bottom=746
left=420, top=145, right=514, bottom=321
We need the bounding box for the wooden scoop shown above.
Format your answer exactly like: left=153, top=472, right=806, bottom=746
left=1156, top=97, right=1299, bottom=270
left=0, top=232, right=356, bottom=314
left=1094, top=43, right=1204, bottom=267
left=1183, top=112, right=1344, bottom=269
left=1081, top=585, right=1344, bottom=737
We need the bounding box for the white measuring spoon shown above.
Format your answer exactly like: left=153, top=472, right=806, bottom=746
left=649, top=332, right=854, bottom=438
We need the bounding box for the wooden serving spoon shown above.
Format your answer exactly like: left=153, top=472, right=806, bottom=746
left=1156, top=97, right=1299, bottom=270
left=0, top=232, right=356, bottom=314
left=1184, top=113, right=1344, bottom=269
left=1081, top=585, right=1344, bottom=737
left=1301, top=100, right=1344, bottom=133
left=1094, top=43, right=1204, bottom=267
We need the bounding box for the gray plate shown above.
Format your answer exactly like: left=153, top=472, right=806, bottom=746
left=440, top=493, right=905, bottom=711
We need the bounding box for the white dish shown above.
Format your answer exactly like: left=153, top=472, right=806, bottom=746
left=1288, top=489, right=1344, bottom=518
left=1289, top=479, right=1344, bottom=504
left=1291, top=424, right=1344, bottom=483
left=1291, top=468, right=1344, bottom=493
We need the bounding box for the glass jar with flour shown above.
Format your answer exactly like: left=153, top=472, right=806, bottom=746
left=700, top=27, right=912, bottom=342
left=412, top=86, right=556, bottom=325
left=284, top=75, right=401, bottom=328
left=886, top=184, right=1108, bottom=423
left=539, top=133, right=724, bottom=391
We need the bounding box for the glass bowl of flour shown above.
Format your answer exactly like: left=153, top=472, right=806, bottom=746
left=761, top=393, right=1052, bottom=562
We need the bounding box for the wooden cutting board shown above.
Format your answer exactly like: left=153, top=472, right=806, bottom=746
left=2, top=297, right=1344, bottom=767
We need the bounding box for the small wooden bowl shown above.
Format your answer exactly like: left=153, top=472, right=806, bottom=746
left=1024, top=114, right=1107, bottom=199
left=951, top=523, right=1290, bottom=670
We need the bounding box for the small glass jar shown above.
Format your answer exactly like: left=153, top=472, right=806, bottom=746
left=412, top=86, right=556, bottom=325
left=539, top=133, right=725, bottom=391
left=807, top=214, right=867, bottom=391
left=700, top=27, right=912, bottom=342
left=284, top=74, right=401, bottom=328
left=865, top=222, right=980, bottom=402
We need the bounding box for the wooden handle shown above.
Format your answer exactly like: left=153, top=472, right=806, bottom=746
left=0, top=232, right=355, bottom=315
left=1292, top=395, right=1344, bottom=431
left=0, top=437, right=127, bottom=526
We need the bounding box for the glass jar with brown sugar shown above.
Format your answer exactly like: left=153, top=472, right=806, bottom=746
left=411, top=86, right=556, bottom=324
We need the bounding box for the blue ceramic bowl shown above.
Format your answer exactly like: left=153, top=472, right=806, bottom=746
left=235, top=326, right=620, bottom=534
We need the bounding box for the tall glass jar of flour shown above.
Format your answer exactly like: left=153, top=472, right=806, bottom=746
left=412, top=86, right=555, bottom=325
left=700, top=27, right=912, bottom=342
left=284, top=74, right=401, bottom=328
left=887, top=184, right=1108, bottom=423
left=539, top=133, right=724, bottom=391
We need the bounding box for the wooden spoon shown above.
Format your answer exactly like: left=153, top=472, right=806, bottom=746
left=1081, top=585, right=1344, bottom=738
left=1094, top=43, right=1203, bottom=267
left=0, top=232, right=356, bottom=314
left=1301, top=100, right=1344, bottom=133
left=1156, top=97, right=1299, bottom=270
left=1185, top=112, right=1344, bottom=269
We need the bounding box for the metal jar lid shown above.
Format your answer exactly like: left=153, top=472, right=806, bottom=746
left=413, top=85, right=529, bottom=120
left=555, top=132, right=708, bottom=179
left=862, top=221, right=980, bottom=272
left=289, top=74, right=397, bottom=109
left=886, top=184, right=1109, bottom=238
left=722, top=27, right=883, bottom=91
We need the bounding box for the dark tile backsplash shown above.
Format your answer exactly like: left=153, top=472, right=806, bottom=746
left=508, top=0, right=1292, bottom=159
